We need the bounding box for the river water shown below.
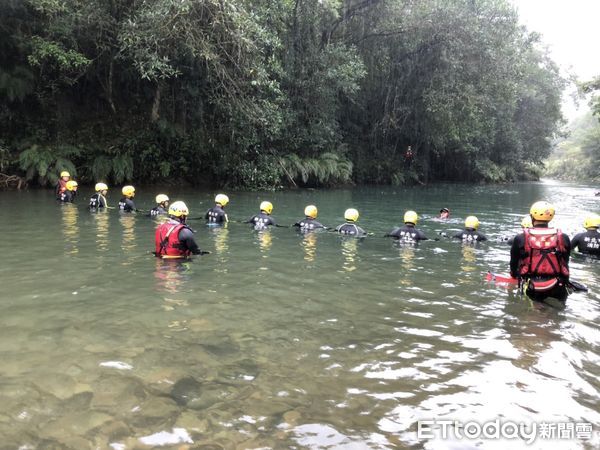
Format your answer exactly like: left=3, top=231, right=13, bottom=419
left=0, top=180, right=599, bottom=449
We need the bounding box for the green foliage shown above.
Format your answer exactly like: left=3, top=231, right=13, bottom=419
left=280, top=152, right=352, bottom=186
left=581, top=76, right=600, bottom=119
left=545, top=111, right=600, bottom=181
left=0, top=66, right=35, bottom=102
left=19, top=144, right=79, bottom=185
left=90, top=153, right=134, bottom=185
left=0, top=0, right=567, bottom=188
left=27, top=36, right=90, bottom=75
left=227, top=153, right=283, bottom=190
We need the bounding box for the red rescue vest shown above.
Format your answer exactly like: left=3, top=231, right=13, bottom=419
left=519, top=228, right=569, bottom=278
left=155, top=221, right=191, bottom=257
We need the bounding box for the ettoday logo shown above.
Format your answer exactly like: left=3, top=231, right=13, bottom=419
left=417, top=419, right=593, bottom=444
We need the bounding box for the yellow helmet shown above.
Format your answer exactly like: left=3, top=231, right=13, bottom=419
left=465, top=215, right=480, bottom=230
left=122, top=185, right=135, bottom=197
left=521, top=215, right=532, bottom=229
left=344, top=208, right=359, bottom=222
left=404, top=210, right=418, bottom=225
left=60, top=171, right=70, bottom=178
left=260, top=201, right=273, bottom=214
left=583, top=213, right=600, bottom=229
left=215, top=193, right=229, bottom=206
left=66, top=180, right=78, bottom=191
left=530, top=201, right=555, bottom=222
left=304, top=204, right=318, bottom=219
left=155, top=194, right=169, bottom=204
left=168, top=201, right=189, bottom=217
left=95, top=182, right=108, bottom=192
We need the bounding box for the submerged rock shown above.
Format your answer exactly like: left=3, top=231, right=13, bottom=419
left=170, top=377, right=203, bottom=406
left=170, top=377, right=241, bottom=411
left=217, top=359, right=260, bottom=382
left=129, top=396, right=180, bottom=428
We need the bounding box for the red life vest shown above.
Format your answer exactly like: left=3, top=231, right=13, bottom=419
left=519, top=228, right=569, bottom=278
left=56, top=179, right=67, bottom=196
left=155, top=221, right=191, bottom=257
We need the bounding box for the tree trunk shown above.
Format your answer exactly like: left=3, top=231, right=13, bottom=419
left=151, top=83, right=161, bottom=123
left=107, top=58, right=116, bottom=114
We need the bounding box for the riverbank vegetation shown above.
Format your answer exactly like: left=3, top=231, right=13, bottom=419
left=546, top=110, right=600, bottom=182
left=0, top=0, right=565, bottom=189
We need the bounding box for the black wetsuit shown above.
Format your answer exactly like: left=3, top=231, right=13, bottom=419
left=335, top=222, right=366, bottom=236
left=205, top=205, right=227, bottom=224
left=119, top=197, right=136, bottom=212
left=59, top=190, right=76, bottom=203
left=247, top=212, right=276, bottom=229
left=89, top=193, right=107, bottom=209
left=510, top=226, right=571, bottom=302
left=571, top=229, right=600, bottom=256
left=386, top=224, right=428, bottom=242
left=150, top=205, right=168, bottom=216
left=453, top=229, right=487, bottom=242
left=178, top=226, right=202, bottom=254
left=294, top=217, right=325, bottom=232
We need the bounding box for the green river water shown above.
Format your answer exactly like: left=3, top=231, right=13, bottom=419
left=0, top=180, right=599, bottom=449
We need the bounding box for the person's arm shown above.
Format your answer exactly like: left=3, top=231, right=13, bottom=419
left=269, top=217, right=276, bottom=226
left=562, top=233, right=571, bottom=265
left=452, top=232, right=463, bottom=239
left=417, top=230, right=428, bottom=241
left=179, top=228, right=201, bottom=254
left=127, top=198, right=136, bottom=211
left=478, top=233, right=488, bottom=242
left=509, top=234, right=523, bottom=277
left=571, top=233, right=581, bottom=252
left=205, top=209, right=210, bottom=220
left=385, top=227, right=400, bottom=238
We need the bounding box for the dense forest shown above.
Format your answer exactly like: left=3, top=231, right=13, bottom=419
left=0, top=0, right=567, bottom=189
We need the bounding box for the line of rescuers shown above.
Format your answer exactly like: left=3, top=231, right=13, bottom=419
left=77, top=180, right=600, bottom=259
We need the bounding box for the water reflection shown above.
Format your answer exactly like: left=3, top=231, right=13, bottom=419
left=91, top=209, right=110, bottom=252
left=397, top=243, right=416, bottom=286
left=61, top=204, right=79, bottom=255
left=257, top=230, right=272, bottom=256
left=210, top=225, right=229, bottom=256
left=207, top=225, right=229, bottom=276
left=503, top=298, right=562, bottom=370
left=341, top=238, right=358, bottom=272
left=458, top=244, right=477, bottom=284
left=301, top=232, right=318, bottom=263
left=154, top=258, right=192, bottom=294
left=120, top=214, right=137, bottom=264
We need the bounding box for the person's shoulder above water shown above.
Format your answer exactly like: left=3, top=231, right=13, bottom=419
left=294, top=205, right=326, bottom=231
left=387, top=212, right=428, bottom=241
left=336, top=208, right=366, bottom=236
left=453, top=216, right=486, bottom=241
